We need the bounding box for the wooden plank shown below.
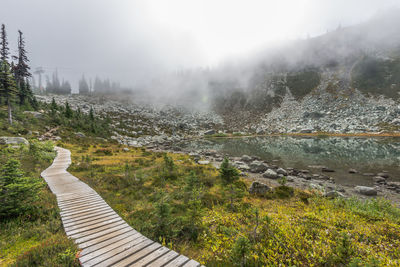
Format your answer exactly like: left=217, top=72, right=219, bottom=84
left=78, top=227, right=135, bottom=250
left=163, top=255, right=190, bottom=267
left=66, top=217, right=124, bottom=236
left=79, top=232, right=142, bottom=263
left=64, top=213, right=121, bottom=232
left=60, top=201, right=107, bottom=213
left=61, top=206, right=114, bottom=221
left=60, top=202, right=110, bottom=215
left=63, top=210, right=117, bottom=228
left=131, top=245, right=171, bottom=266
left=182, top=259, right=201, bottom=267
left=74, top=223, right=130, bottom=245
left=146, top=250, right=180, bottom=267
left=82, top=237, right=152, bottom=267
left=112, top=242, right=162, bottom=267
left=80, top=231, right=140, bottom=257
left=58, top=196, right=104, bottom=207
left=41, top=147, right=201, bottom=267
left=70, top=220, right=127, bottom=240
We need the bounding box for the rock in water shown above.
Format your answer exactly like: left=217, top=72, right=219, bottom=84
left=249, top=181, right=271, bottom=194
left=249, top=161, right=268, bottom=173
left=241, top=155, right=252, bottom=162
left=321, top=167, right=335, bottom=172
left=204, top=129, right=215, bottom=135
left=263, top=169, right=279, bottom=179
left=0, top=137, right=29, bottom=145
left=355, top=186, right=377, bottom=196
left=376, top=172, right=389, bottom=178
left=198, top=160, right=210, bottom=165
left=276, top=167, right=288, bottom=176
left=372, top=176, right=386, bottom=184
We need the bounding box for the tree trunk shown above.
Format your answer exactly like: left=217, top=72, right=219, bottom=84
left=7, top=98, right=12, bottom=125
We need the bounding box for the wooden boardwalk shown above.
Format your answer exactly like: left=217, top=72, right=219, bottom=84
left=41, top=147, right=202, bottom=267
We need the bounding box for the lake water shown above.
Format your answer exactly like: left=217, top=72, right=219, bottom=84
left=177, top=136, right=400, bottom=187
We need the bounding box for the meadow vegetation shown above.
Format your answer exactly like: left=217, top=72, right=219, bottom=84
left=65, top=142, right=400, bottom=266
left=0, top=141, right=79, bottom=266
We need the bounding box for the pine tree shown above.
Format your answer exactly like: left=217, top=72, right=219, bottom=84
left=65, top=101, right=73, bottom=118
left=0, top=25, right=17, bottom=124
left=0, top=159, right=40, bottom=218
left=0, top=61, right=17, bottom=124
left=89, top=106, right=94, bottom=121
left=50, top=97, right=57, bottom=114
left=219, top=158, right=241, bottom=211
left=79, top=74, right=89, bottom=94
left=0, top=24, right=9, bottom=62
left=12, top=30, right=33, bottom=105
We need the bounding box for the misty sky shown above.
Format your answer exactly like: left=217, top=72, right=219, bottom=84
left=1, top=0, right=399, bottom=89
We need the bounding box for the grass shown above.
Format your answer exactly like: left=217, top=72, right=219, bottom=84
left=0, top=142, right=79, bottom=266
left=1, top=102, right=400, bottom=266
left=65, top=142, right=400, bottom=266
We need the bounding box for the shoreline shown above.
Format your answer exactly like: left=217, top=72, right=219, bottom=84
left=149, top=144, right=400, bottom=207
left=204, top=132, right=400, bottom=139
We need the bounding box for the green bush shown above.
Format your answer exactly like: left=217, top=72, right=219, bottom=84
left=12, top=235, right=79, bottom=267
left=0, top=159, right=41, bottom=218
left=29, top=140, right=56, bottom=163
left=335, top=197, right=400, bottom=222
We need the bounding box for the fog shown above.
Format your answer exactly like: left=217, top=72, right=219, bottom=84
left=1, top=0, right=399, bottom=95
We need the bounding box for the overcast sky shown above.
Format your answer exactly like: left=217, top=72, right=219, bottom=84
left=1, top=0, right=399, bottom=88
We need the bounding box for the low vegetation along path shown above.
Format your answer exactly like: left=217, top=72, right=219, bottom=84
left=41, top=147, right=202, bottom=267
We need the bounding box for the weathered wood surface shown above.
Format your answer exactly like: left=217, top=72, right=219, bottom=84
left=42, top=147, right=202, bottom=267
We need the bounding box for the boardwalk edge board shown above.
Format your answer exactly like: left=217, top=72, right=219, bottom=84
left=41, top=146, right=201, bottom=267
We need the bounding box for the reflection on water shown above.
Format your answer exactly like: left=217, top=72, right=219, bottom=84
left=178, top=136, right=400, bottom=186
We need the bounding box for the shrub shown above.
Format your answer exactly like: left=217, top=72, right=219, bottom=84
left=219, top=158, right=239, bottom=184
left=29, top=140, right=55, bottom=163
left=12, top=235, right=79, bottom=267
left=231, top=236, right=251, bottom=266
left=0, top=159, right=41, bottom=218
left=273, top=185, right=294, bottom=199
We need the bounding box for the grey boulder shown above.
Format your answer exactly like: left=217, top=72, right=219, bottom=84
left=241, top=155, right=252, bottom=162
left=263, top=169, right=279, bottom=179
left=355, top=186, right=377, bottom=196
left=249, top=161, right=268, bottom=173
left=0, top=137, right=29, bottom=145
left=276, top=168, right=287, bottom=176
left=249, top=181, right=271, bottom=194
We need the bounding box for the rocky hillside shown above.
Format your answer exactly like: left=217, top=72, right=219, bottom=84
left=210, top=10, right=400, bottom=134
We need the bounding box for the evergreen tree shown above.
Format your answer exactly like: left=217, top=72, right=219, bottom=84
left=12, top=30, right=33, bottom=105
left=79, top=74, right=89, bottom=94
left=65, top=101, right=73, bottom=118
left=0, top=24, right=9, bottom=62
left=220, top=157, right=239, bottom=184
left=89, top=106, right=94, bottom=121
left=0, top=61, right=17, bottom=124
left=0, top=25, right=17, bottom=124
left=60, top=80, right=72, bottom=94
left=0, top=159, right=40, bottom=218
left=50, top=97, right=57, bottom=113
left=219, top=158, right=242, bottom=211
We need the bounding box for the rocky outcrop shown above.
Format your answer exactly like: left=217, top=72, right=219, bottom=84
left=0, top=137, right=29, bottom=145
left=263, top=169, right=279, bottom=179
left=249, top=181, right=271, bottom=194
left=355, top=186, right=377, bottom=196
